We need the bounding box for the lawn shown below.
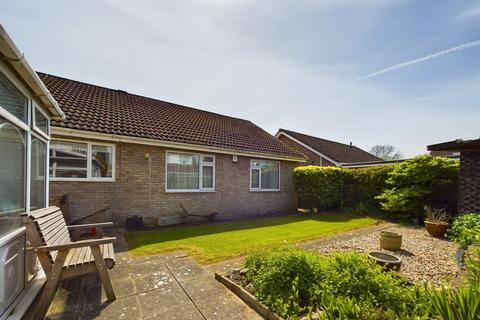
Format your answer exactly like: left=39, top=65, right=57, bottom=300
left=126, top=213, right=377, bottom=264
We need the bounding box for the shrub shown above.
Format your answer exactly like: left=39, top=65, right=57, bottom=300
left=245, top=247, right=430, bottom=319
left=293, top=166, right=345, bottom=210
left=376, top=155, right=459, bottom=217
left=343, top=165, right=395, bottom=213
left=447, top=213, right=480, bottom=248
left=430, top=247, right=480, bottom=320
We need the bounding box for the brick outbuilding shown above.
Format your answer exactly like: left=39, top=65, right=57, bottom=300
left=428, top=139, right=480, bottom=214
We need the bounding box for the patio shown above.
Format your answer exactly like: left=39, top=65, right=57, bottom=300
left=30, top=232, right=260, bottom=320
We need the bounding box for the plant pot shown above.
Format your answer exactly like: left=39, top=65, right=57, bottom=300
left=424, top=221, right=449, bottom=238
left=379, top=231, right=402, bottom=250
left=368, top=252, right=402, bottom=271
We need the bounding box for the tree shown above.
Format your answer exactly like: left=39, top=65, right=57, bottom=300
left=369, top=145, right=403, bottom=160
left=376, top=155, right=459, bottom=217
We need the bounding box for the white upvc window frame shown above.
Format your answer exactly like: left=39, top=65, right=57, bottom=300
left=250, top=159, right=281, bottom=192
left=49, top=139, right=116, bottom=182
left=32, top=102, right=50, bottom=141
left=165, top=150, right=215, bottom=193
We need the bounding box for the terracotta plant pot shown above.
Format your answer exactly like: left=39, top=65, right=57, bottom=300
left=379, top=231, right=402, bottom=250
left=424, top=221, right=449, bottom=238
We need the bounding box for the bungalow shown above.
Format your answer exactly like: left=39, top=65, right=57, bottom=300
left=428, top=139, right=480, bottom=214
left=0, top=25, right=65, bottom=320
left=275, top=128, right=381, bottom=167
left=39, top=74, right=306, bottom=227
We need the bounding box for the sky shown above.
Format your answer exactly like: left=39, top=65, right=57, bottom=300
left=2, top=0, right=480, bottom=157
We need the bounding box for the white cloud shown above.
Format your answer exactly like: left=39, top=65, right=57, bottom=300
left=457, top=5, right=480, bottom=19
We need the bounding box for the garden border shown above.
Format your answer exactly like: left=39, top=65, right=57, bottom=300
left=214, top=273, right=283, bottom=320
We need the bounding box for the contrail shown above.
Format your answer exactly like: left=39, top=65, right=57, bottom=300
left=356, top=40, right=480, bottom=81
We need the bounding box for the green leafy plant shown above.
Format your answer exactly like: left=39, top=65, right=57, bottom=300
left=430, top=248, right=480, bottom=320
left=342, top=165, right=395, bottom=214
left=447, top=213, right=480, bottom=248
left=244, top=247, right=430, bottom=319
left=293, top=166, right=345, bottom=210
left=293, top=165, right=395, bottom=213
left=376, top=155, right=459, bottom=217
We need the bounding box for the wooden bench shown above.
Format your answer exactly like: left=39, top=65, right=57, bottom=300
left=22, top=206, right=117, bottom=320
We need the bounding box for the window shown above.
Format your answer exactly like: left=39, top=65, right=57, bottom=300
left=30, top=138, right=46, bottom=210
left=33, top=106, right=49, bottom=136
left=91, top=144, right=113, bottom=178
left=250, top=160, right=280, bottom=191
left=0, top=116, right=25, bottom=235
left=166, top=152, right=215, bottom=191
left=49, top=140, right=115, bottom=180
left=0, top=72, right=27, bottom=123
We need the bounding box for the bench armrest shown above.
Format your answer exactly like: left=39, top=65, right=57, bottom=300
left=67, top=222, right=113, bottom=229
left=35, top=237, right=117, bottom=252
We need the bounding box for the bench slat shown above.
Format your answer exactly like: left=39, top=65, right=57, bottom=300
left=34, top=210, right=64, bottom=227
left=30, top=206, right=62, bottom=219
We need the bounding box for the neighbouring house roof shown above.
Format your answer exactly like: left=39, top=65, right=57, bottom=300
left=0, top=25, right=64, bottom=120
left=428, top=139, right=480, bottom=152
left=276, top=128, right=381, bottom=164
left=38, top=73, right=304, bottom=160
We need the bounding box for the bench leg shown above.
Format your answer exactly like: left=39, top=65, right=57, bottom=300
left=34, top=250, right=68, bottom=320
left=91, top=245, right=116, bottom=301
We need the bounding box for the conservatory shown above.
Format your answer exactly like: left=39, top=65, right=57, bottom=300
left=0, top=25, right=64, bottom=320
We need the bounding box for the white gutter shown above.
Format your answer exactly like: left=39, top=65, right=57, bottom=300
left=0, top=24, right=65, bottom=120
left=52, top=127, right=307, bottom=163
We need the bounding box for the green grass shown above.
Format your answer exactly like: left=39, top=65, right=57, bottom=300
left=126, top=213, right=377, bottom=264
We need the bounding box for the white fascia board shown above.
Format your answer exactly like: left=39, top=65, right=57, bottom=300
left=0, top=24, right=65, bottom=120
left=52, top=127, right=307, bottom=163
left=275, top=131, right=341, bottom=166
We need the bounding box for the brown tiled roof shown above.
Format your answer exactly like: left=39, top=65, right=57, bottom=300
left=278, top=129, right=381, bottom=164
left=38, top=73, right=304, bottom=159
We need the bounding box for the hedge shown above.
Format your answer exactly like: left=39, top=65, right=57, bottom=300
left=293, top=155, right=459, bottom=215
left=377, top=155, right=459, bottom=216
left=343, top=165, right=395, bottom=213
left=293, top=165, right=393, bottom=212
left=293, top=166, right=345, bottom=210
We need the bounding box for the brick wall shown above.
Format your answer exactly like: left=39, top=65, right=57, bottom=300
left=277, top=135, right=334, bottom=166
left=459, top=151, right=480, bottom=213
left=49, top=140, right=301, bottom=226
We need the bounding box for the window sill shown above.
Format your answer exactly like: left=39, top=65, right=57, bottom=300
left=250, top=189, right=281, bottom=192
left=165, top=189, right=216, bottom=193
left=50, top=178, right=116, bottom=183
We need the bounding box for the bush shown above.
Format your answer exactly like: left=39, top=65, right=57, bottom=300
left=293, top=166, right=345, bottom=210
left=430, top=247, right=480, bottom=320
left=376, top=155, right=459, bottom=217
left=343, top=165, right=395, bottom=213
left=245, top=247, right=430, bottom=319
left=447, top=213, right=480, bottom=248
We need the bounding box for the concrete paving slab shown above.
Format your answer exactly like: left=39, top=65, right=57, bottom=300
left=143, top=302, right=204, bottom=320
left=133, top=271, right=177, bottom=293
left=181, top=275, right=225, bottom=300
left=195, top=291, right=262, bottom=320
left=82, top=295, right=141, bottom=320
left=137, top=282, right=191, bottom=316
left=165, top=256, right=208, bottom=282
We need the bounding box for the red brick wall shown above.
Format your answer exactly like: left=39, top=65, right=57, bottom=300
left=459, top=151, right=480, bottom=213
left=49, top=140, right=300, bottom=226
left=277, top=135, right=334, bottom=166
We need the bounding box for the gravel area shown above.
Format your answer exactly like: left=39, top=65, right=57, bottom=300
left=305, top=226, right=460, bottom=286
